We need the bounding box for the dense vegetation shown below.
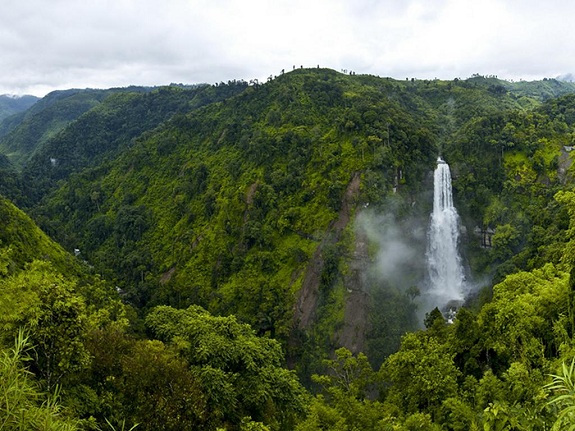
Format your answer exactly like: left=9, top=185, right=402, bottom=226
left=0, top=94, right=38, bottom=122
left=3, top=69, right=575, bottom=429
left=0, top=89, right=116, bottom=167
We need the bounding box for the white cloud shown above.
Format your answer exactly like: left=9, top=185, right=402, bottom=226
left=0, top=0, right=574, bottom=95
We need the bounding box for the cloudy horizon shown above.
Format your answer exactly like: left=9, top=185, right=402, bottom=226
left=2, top=0, right=574, bottom=97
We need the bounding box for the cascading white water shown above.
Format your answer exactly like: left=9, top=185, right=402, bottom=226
left=425, top=157, right=465, bottom=311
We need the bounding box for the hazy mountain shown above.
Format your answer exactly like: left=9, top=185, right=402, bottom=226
left=18, top=82, right=249, bottom=205
left=0, top=89, right=115, bottom=166
left=0, top=94, right=38, bottom=122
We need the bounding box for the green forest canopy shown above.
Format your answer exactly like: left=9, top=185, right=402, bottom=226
left=2, top=69, right=575, bottom=429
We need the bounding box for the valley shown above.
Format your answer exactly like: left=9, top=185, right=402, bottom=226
left=2, top=68, right=575, bottom=430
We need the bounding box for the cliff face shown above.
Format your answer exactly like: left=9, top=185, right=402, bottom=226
left=337, top=217, right=370, bottom=353
left=294, top=172, right=362, bottom=331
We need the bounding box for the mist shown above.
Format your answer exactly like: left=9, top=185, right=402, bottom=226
left=358, top=210, right=427, bottom=290
left=356, top=206, right=431, bottom=326
left=357, top=198, right=479, bottom=325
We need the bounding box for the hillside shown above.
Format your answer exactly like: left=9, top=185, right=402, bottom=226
left=0, top=94, right=38, bottom=122
left=0, top=89, right=117, bottom=166
left=3, top=69, right=575, bottom=429
left=0, top=193, right=306, bottom=431
left=24, top=68, right=575, bottom=368
left=0, top=195, right=79, bottom=274
left=17, top=82, right=249, bottom=206
left=33, top=70, right=446, bottom=341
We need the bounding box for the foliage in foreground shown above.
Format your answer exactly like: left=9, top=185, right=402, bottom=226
left=0, top=330, right=79, bottom=431
left=546, top=359, right=575, bottom=431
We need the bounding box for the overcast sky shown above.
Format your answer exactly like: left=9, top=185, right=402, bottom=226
left=1, top=0, right=574, bottom=96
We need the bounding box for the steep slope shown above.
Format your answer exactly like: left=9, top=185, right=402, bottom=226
left=0, top=195, right=80, bottom=276
left=0, top=88, right=117, bottom=166
left=19, top=82, right=248, bottom=205
left=18, top=69, right=575, bottom=380
left=28, top=69, right=549, bottom=366
left=446, top=92, right=575, bottom=282
left=0, top=154, right=23, bottom=202
left=34, top=70, right=436, bottom=308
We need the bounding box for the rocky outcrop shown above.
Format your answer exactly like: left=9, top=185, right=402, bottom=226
left=336, top=222, right=369, bottom=354
left=293, top=172, right=361, bottom=330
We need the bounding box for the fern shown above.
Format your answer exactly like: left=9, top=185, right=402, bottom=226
left=546, top=358, right=575, bottom=431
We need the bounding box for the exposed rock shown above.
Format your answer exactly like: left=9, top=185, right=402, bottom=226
left=160, top=267, right=176, bottom=285
left=293, top=172, right=361, bottom=329
left=336, top=221, right=369, bottom=354
left=559, top=146, right=574, bottom=184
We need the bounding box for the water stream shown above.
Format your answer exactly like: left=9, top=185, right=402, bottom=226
left=425, top=157, right=465, bottom=314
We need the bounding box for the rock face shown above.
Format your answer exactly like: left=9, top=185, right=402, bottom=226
left=336, top=222, right=369, bottom=354
left=293, top=172, right=369, bottom=354
left=559, top=146, right=574, bottom=184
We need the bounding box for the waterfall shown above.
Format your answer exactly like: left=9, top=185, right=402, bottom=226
left=425, top=157, right=465, bottom=313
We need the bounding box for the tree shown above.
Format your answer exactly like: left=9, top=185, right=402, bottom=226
left=0, top=260, right=90, bottom=390
left=383, top=332, right=460, bottom=418
left=477, top=264, right=569, bottom=369
left=117, top=339, right=206, bottom=431
left=297, top=348, right=388, bottom=430
left=313, top=347, right=376, bottom=399
left=490, top=223, right=520, bottom=262
left=145, top=305, right=307, bottom=430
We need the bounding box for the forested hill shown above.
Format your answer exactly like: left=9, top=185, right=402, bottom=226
left=0, top=195, right=79, bottom=275
left=3, top=69, right=575, bottom=430
left=0, top=94, right=38, bottom=122
left=16, top=83, right=249, bottom=205
left=0, top=89, right=117, bottom=167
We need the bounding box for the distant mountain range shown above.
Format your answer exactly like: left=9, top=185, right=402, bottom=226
left=0, top=94, right=38, bottom=121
